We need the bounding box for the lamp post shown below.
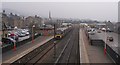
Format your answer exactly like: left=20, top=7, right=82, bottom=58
left=104, top=24, right=108, bottom=56
left=53, top=24, right=56, bottom=58
left=54, top=24, right=56, bottom=39
left=12, top=28, right=17, bottom=51
left=32, top=25, right=35, bottom=44
left=43, top=24, right=45, bottom=36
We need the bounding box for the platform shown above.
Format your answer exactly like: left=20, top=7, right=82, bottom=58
left=2, top=36, right=54, bottom=63
left=80, top=28, right=113, bottom=63
left=88, top=31, right=118, bottom=55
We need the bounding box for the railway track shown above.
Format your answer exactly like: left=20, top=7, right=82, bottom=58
left=54, top=25, right=80, bottom=65
left=54, top=34, right=72, bottom=64
left=11, top=38, right=56, bottom=64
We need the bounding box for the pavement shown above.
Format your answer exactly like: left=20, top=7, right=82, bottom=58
left=2, top=35, right=54, bottom=64
left=80, top=28, right=114, bottom=63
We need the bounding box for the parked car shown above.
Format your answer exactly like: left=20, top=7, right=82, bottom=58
left=88, top=31, right=95, bottom=35
left=101, top=28, right=113, bottom=32
left=25, top=31, right=30, bottom=36
left=101, top=28, right=106, bottom=32
left=8, top=33, right=19, bottom=41
left=2, top=37, right=16, bottom=46
left=17, top=32, right=26, bottom=37
left=88, top=28, right=96, bottom=35
left=97, top=30, right=101, bottom=33
left=107, top=36, right=113, bottom=42
left=107, top=28, right=111, bottom=32
left=20, top=29, right=30, bottom=36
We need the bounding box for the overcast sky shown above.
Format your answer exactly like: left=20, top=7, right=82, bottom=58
left=1, top=0, right=120, bottom=2
left=2, top=2, right=118, bottom=22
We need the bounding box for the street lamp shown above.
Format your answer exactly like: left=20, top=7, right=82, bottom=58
left=32, top=25, right=35, bottom=44
left=13, top=32, right=16, bottom=51
left=53, top=24, right=56, bottom=58
left=43, top=24, right=45, bottom=36
left=54, top=24, right=56, bottom=39
left=104, top=24, right=108, bottom=56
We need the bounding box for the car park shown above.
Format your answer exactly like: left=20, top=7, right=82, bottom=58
left=15, top=29, right=30, bottom=37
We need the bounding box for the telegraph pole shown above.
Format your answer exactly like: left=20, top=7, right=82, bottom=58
left=54, top=24, right=55, bottom=39
left=104, top=21, right=107, bottom=56
left=32, top=25, right=35, bottom=44
left=49, top=11, right=56, bottom=58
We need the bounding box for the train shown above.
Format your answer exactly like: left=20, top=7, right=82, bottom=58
left=55, top=26, right=72, bottom=39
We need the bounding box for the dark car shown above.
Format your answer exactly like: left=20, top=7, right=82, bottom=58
left=2, top=37, right=16, bottom=44
left=17, top=32, right=26, bottom=37
left=107, top=36, right=113, bottom=42
left=97, top=30, right=101, bottom=33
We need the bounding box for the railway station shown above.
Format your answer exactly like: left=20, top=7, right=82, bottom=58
left=1, top=24, right=119, bottom=65
left=0, top=1, right=120, bottom=65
